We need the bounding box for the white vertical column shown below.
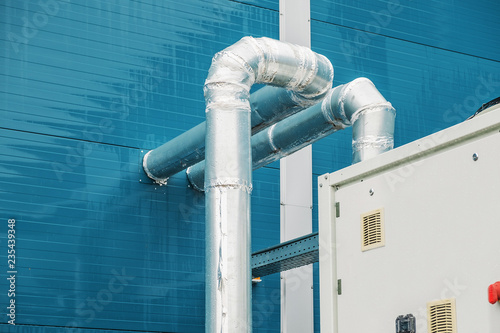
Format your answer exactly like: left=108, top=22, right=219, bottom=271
left=279, top=1, right=314, bottom=332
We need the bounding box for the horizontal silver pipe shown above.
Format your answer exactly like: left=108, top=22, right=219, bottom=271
left=250, top=85, right=329, bottom=132
left=187, top=78, right=396, bottom=191
left=142, top=122, right=205, bottom=184
left=142, top=57, right=333, bottom=185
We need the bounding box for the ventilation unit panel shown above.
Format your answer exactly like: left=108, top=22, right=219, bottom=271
left=427, top=298, right=457, bottom=333
left=361, top=208, right=385, bottom=252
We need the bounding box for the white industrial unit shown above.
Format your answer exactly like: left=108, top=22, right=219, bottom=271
left=319, top=107, right=500, bottom=333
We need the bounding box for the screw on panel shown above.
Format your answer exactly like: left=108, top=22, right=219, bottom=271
left=319, top=183, right=323, bottom=188
left=369, top=188, right=374, bottom=196
left=472, top=153, right=479, bottom=161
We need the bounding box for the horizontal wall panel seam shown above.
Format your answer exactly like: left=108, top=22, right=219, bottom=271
left=2, top=2, right=273, bottom=41
left=311, top=19, right=500, bottom=64
left=311, top=17, right=499, bottom=63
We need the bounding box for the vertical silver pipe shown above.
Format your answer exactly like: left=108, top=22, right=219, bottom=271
left=351, top=104, right=396, bottom=163
left=204, top=107, right=252, bottom=332
left=204, top=36, right=333, bottom=332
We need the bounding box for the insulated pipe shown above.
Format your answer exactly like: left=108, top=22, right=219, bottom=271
left=325, top=77, right=396, bottom=163
left=203, top=36, right=333, bottom=333
left=142, top=63, right=333, bottom=185
left=186, top=78, right=396, bottom=191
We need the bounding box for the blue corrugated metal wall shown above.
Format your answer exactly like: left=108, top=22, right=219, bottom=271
left=1, top=0, right=499, bottom=332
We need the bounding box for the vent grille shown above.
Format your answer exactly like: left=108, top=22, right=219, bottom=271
left=427, top=298, right=457, bottom=333
left=361, top=208, right=385, bottom=251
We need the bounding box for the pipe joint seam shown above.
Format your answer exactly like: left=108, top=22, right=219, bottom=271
left=285, top=47, right=316, bottom=91
left=205, top=105, right=252, bottom=114
left=208, top=49, right=256, bottom=85
left=352, top=135, right=394, bottom=152
left=321, top=98, right=349, bottom=129
left=338, top=83, right=355, bottom=122
left=205, top=178, right=253, bottom=194
left=338, top=77, right=383, bottom=121
left=320, top=88, right=350, bottom=128
left=350, top=102, right=395, bottom=124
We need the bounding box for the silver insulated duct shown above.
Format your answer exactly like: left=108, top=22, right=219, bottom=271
left=140, top=35, right=396, bottom=332
left=187, top=77, right=396, bottom=191
left=142, top=85, right=330, bottom=185
left=142, top=47, right=333, bottom=185
left=203, top=36, right=333, bottom=332
left=329, top=77, right=395, bottom=163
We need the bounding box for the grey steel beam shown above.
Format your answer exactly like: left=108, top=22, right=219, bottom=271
left=251, top=232, right=319, bottom=277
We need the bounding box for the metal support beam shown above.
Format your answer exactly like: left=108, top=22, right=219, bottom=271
left=251, top=232, right=319, bottom=277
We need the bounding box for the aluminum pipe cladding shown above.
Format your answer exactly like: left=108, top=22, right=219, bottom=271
left=215, top=36, right=333, bottom=97
left=344, top=79, right=395, bottom=163
left=188, top=78, right=396, bottom=191
left=322, top=77, right=396, bottom=163
left=187, top=96, right=347, bottom=191
left=204, top=36, right=333, bottom=333
left=142, top=38, right=333, bottom=185
left=351, top=103, right=396, bottom=163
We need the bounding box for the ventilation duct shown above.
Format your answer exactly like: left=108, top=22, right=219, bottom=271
left=201, top=36, right=333, bottom=332
left=186, top=77, right=396, bottom=190
left=142, top=44, right=333, bottom=185
left=141, top=36, right=396, bottom=333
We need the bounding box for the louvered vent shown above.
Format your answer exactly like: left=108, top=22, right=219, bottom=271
left=427, top=298, right=457, bottom=333
left=360, top=208, right=385, bottom=251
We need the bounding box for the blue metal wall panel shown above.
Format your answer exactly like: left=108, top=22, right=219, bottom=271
left=0, top=0, right=280, bottom=332
left=233, top=0, right=279, bottom=12
left=251, top=167, right=281, bottom=333
left=0, top=128, right=206, bottom=332
left=0, top=0, right=277, bottom=149
left=0, top=326, right=162, bottom=333
left=311, top=0, right=500, bottom=62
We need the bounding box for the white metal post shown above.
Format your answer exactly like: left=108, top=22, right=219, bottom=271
left=279, top=0, right=314, bottom=332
